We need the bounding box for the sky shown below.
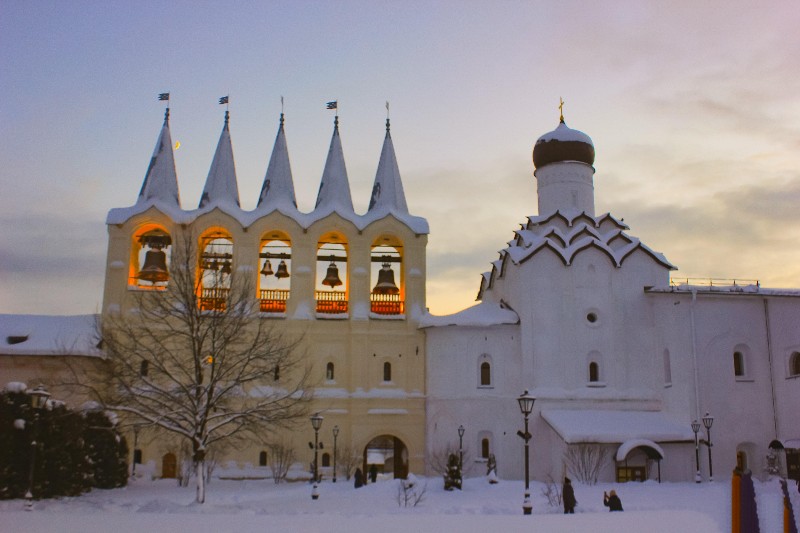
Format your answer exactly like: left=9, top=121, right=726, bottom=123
left=2, top=0, right=800, bottom=316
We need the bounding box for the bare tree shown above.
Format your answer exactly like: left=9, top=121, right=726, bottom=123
left=72, top=235, right=312, bottom=503
left=336, top=443, right=361, bottom=481
left=268, top=440, right=296, bottom=484
left=563, top=444, right=611, bottom=485
left=426, top=442, right=467, bottom=476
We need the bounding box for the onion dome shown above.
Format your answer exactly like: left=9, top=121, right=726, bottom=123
left=532, top=119, right=595, bottom=169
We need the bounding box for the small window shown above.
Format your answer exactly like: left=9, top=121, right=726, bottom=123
left=140, top=360, right=149, bottom=377
left=6, top=335, right=28, bottom=345
left=274, top=365, right=280, bottom=381
left=480, top=362, right=491, bottom=386
left=733, top=351, right=745, bottom=377
left=326, top=362, right=334, bottom=381
left=586, top=312, right=598, bottom=324
left=322, top=453, right=331, bottom=467
left=663, top=349, right=672, bottom=386
left=790, top=352, right=800, bottom=377
left=259, top=451, right=268, bottom=467
left=383, top=362, right=392, bottom=382
left=481, top=438, right=490, bottom=459
left=589, top=362, right=599, bottom=382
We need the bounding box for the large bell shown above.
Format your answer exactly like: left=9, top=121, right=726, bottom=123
left=322, top=261, right=342, bottom=288
left=260, top=260, right=274, bottom=277
left=137, top=250, right=169, bottom=283
left=373, top=262, right=399, bottom=294
left=274, top=260, right=290, bottom=279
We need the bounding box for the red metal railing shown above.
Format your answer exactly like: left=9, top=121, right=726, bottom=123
left=199, top=287, right=229, bottom=311
left=315, top=291, right=348, bottom=314
left=259, top=289, right=290, bottom=313
left=370, top=293, right=404, bottom=315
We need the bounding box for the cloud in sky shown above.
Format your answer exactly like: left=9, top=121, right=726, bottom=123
left=1, top=1, right=799, bottom=316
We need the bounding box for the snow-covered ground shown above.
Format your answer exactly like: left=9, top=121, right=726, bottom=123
left=3, top=475, right=798, bottom=533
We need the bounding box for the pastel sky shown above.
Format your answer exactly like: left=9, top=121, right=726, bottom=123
left=2, top=1, right=799, bottom=316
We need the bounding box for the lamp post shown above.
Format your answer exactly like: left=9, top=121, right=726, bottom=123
left=457, top=425, right=465, bottom=473
left=691, top=420, right=701, bottom=483
left=310, top=413, right=323, bottom=499
left=517, top=390, right=536, bottom=515
left=25, top=384, right=50, bottom=511
left=702, top=412, right=714, bottom=482
left=332, top=425, right=339, bottom=483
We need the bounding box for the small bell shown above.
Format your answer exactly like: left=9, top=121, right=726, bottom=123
left=261, top=260, right=274, bottom=277
left=137, top=249, right=169, bottom=283
left=220, top=261, right=232, bottom=275
left=373, top=262, right=399, bottom=294
left=322, top=261, right=342, bottom=288
left=275, top=260, right=290, bottom=279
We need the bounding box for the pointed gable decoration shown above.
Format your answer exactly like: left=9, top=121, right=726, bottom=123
left=137, top=108, right=181, bottom=207
left=199, top=111, right=240, bottom=209
left=256, top=113, right=297, bottom=212
left=314, top=116, right=354, bottom=213
left=368, top=118, right=408, bottom=214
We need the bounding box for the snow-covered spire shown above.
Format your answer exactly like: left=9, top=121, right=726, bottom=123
left=199, top=110, right=240, bottom=209
left=256, top=113, right=297, bottom=212
left=314, top=116, right=354, bottom=212
left=137, top=108, right=181, bottom=206
left=368, top=118, right=408, bottom=214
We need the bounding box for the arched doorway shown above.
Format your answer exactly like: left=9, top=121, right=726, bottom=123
left=162, top=452, right=177, bottom=479
left=363, top=435, right=408, bottom=480
left=615, top=440, right=664, bottom=482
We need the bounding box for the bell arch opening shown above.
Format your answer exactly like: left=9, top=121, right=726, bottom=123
left=316, top=232, right=348, bottom=314
left=198, top=229, right=234, bottom=311
left=370, top=235, right=404, bottom=316
left=363, top=434, right=409, bottom=480
left=130, top=225, right=172, bottom=290
left=259, top=231, right=292, bottom=313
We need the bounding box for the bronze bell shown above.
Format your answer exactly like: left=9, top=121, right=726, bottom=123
left=373, top=262, right=399, bottom=294
left=220, top=261, right=232, bottom=275
left=260, top=260, right=274, bottom=277
left=137, top=250, right=169, bottom=283
left=274, top=260, right=290, bottom=279
left=322, top=261, right=342, bottom=288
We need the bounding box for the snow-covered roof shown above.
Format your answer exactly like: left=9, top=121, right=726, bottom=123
left=616, top=438, right=665, bottom=461
left=535, top=120, right=593, bottom=146
left=367, top=120, right=408, bottom=214
left=136, top=108, right=180, bottom=207
left=418, top=301, right=519, bottom=329
left=541, top=409, right=694, bottom=444
left=253, top=113, right=299, bottom=216
left=198, top=111, right=240, bottom=209
left=313, top=117, right=354, bottom=217
left=0, top=314, right=101, bottom=357
left=645, top=284, right=800, bottom=298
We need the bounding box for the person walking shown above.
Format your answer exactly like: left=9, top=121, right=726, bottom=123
left=603, top=489, right=623, bottom=511
left=562, top=477, right=576, bottom=514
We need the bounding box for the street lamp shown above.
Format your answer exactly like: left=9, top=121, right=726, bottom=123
left=332, top=425, right=339, bottom=483
left=702, top=412, right=714, bottom=482
left=310, top=413, right=323, bottom=499
left=691, top=420, right=701, bottom=483
left=457, top=425, right=465, bottom=473
left=25, top=384, right=50, bottom=511
left=517, top=389, right=536, bottom=515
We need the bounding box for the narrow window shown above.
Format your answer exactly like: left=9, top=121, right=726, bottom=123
left=383, top=362, right=392, bottom=382
left=481, top=438, right=490, bottom=459
left=140, top=360, right=149, bottom=377
left=259, top=451, right=268, bottom=467
left=663, top=349, right=672, bottom=385
left=589, top=362, right=599, bottom=382
left=480, top=361, right=491, bottom=386
left=790, top=352, right=800, bottom=377
left=133, top=449, right=142, bottom=465
left=274, top=365, right=280, bottom=381
left=326, top=362, right=334, bottom=381
left=733, top=351, right=744, bottom=377
left=322, top=453, right=331, bottom=467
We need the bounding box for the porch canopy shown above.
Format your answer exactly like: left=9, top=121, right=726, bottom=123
left=541, top=409, right=695, bottom=447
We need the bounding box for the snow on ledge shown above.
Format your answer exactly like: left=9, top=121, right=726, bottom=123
left=419, top=301, right=519, bottom=328
left=367, top=408, right=408, bottom=415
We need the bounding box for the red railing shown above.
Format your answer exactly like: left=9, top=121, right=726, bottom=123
left=260, top=289, right=290, bottom=313
left=315, top=291, right=348, bottom=314
left=370, top=293, right=404, bottom=315
left=199, top=287, right=229, bottom=311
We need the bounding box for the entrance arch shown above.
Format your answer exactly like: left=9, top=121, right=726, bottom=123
left=363, top=435, right=409, bottom=480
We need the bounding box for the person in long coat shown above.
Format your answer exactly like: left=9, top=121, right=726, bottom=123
left=603, top=489, right=623, bottom=511
left=562, top=477, right=576, bottom=514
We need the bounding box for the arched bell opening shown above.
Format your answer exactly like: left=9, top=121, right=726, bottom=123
left=259, top=231, right=291, bottom=313
left=363, top=434, right=409, bottom=480
left=370, top=236, right=403, bottom=316
left=130, top=226, right=172, bottom=290
left=198, top=230, right=233, bottom=311
left=316, top=232, right=348, bottom=314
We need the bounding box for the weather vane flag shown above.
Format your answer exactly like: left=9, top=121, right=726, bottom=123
left=326, top=100, right=338, bottom=110
left=158, top=92, right=170, bottom=102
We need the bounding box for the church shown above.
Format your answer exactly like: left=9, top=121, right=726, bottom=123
left=2, top=102, right=799, bottom=485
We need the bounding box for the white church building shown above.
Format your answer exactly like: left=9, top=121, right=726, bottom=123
left=1, top=104, right=799, bottom=485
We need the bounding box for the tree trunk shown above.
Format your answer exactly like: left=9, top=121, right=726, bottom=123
left=195, top=458, right=206, bottom=503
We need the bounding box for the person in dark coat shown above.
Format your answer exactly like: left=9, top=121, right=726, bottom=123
left=368, top=464, right=378, bottom=483
left=354, top=468, right=364, bottom=488
left=603, top=489, right=623, bottom=511
left=562, top=477, right=576, bottom=514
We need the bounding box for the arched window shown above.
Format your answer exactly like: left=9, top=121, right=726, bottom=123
left=663, top=349, right=672, bottom=386
left=589, top=362, right=599, bottom=382
left=198, top=231, right=234, bottom=311
left=383, top=362, right=392, bottom=382
left=259, top=234, right=292, bottom=313
left=480, top=362, right=492, bottom=386
left=790, top=352, right=800, bottom=377
left=259, top=451, right=268, bottom=467
left=370, top=238, right=403, bottom=316
left=131, top=227, right=171, bottom=290
left=322, top=453, right=331, bottom=467
left=140, top=360, right=149, bottom=377
left=316, top=234, right=348, bottom=314
left=326, top=362, right=335, bottom=381
left=481, top=438, right=490, bottom=459
left=733, top=351, right=745, bottom=377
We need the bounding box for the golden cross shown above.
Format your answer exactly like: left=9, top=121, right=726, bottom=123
left=559, top=97, right=565, bottom=122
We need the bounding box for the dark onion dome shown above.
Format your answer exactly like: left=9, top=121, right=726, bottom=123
left=533, top=120, right=595, bottom=169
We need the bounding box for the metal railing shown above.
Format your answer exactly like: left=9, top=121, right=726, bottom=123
left=199, top=287, right=230, bottom=311
left=259, top=289, right=290, bottom=313
left=315, top=291, right=348, bottom=314
left=670, top=278, right=759, bottom=288
left=370, top=293, right=404, bottom=315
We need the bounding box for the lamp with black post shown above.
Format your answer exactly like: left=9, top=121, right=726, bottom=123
left=310, top=413, right=323, bottom=499
left=332, top=425, right=339, bottom=483
left=517, top=390, right=535, bottom=515
left=25, top=384, right=50, bottom=511
left=458, top=425, right=465, bottom=473
left=691, top=419, right=701, bottom=483
left=702, top=412, right=714, bottom=482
